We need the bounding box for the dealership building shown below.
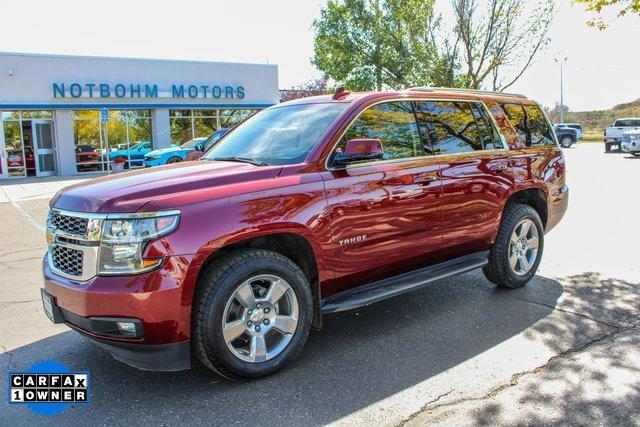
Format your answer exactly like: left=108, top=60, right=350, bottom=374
left=0, top=52, right=279, bottom=179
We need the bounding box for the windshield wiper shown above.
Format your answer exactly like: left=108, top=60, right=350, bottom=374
left=210, top=156, right=270, bottom=166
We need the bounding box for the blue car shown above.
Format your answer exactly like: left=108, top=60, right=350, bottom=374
left=109, top=141, right=153, bottom=168
left=144, top=129, right=230, bottom=167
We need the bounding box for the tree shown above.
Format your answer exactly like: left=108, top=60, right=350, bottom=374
left=543, top=102, right=569, bottom=123
left=280, top=78, right=329, bottom=102
left=573, top=0, right=640, bottom=29
left=451, top=0, right=555, bottom=91
left=312, top=0, right=443, bottom=91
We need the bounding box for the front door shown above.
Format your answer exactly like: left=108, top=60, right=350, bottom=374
left=31, top=120, right=57, bottom=177
left=321, top=100, right=443, bottom=295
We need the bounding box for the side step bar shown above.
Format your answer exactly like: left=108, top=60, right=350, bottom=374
left=321, top=251, right=489, bottom=314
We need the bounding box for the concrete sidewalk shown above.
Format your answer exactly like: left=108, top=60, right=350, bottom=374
left=0, top=174, right=102, bottom=203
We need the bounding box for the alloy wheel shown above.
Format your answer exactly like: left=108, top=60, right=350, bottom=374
left=508, top=219, right=539, bottom=276
left=221, top=274, right=299, bottom=363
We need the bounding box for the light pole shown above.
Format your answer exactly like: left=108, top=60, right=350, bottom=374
left=554, top=56, right=568, bottom=124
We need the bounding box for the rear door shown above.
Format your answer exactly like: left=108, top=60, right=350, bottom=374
left=416, top=100, right=514, bottom=259
left=321, top=100, right=443, bottom=293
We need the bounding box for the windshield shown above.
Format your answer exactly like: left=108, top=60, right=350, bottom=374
left=202, top=129, right=228, bottom=151
left=615, top=119, right=640, bottom=127
left=202, top=103, right=347, bottom=165
left=180, top=138, right=205, bottom=149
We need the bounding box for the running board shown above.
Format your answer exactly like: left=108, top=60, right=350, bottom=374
left=321, top=251, right=489, bottom=314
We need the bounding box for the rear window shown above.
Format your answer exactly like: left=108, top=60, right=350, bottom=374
left=614, top=119, right=640, bottom=127
left=501, top=103, right=555, bottom=147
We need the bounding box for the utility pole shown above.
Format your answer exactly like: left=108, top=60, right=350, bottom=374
left=554, top=56, right=568, bottom=123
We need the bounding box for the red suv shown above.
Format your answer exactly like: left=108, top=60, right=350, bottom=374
left=42, top=88, right=568, bottom=379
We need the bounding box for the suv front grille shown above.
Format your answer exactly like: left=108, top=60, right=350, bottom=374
left=49, top=211, right=89, bottom=236
left=51, top=245, right=84, bottom=277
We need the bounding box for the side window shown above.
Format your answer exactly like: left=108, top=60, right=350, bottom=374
left=335, top=101, right=422, bottom=161
left=487, top=102, right=520, bottom=146
left=501, top=103, right=555, bottom=147
left=471, top=103, right=504, bottom=150
left=417, top=101, right=482, bottom=155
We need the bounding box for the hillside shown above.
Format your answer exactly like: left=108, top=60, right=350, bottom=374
left=564, top=98, right=640, bottom=131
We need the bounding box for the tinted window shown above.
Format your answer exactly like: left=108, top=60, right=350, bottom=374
left=417, top=101, right=482, bottom=154
left=472, top=103, right=504, bottom=150
left=487, top=102, right=520, bottom=145
left=204, top=103, right=347, bottom=166
left=335, top=101, right=422, bottom=161
left=501, top=103, right=555, bottom=147
left=614, top=119, right=640, bottom=127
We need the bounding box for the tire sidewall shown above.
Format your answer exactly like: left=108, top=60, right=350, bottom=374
left=560, top=137, right=573, bottom=148
left=199, top=254, right=312, bottom=377
left=167, top=157, right=182, bottom=164
left=500, top=207, right=544, bottom=286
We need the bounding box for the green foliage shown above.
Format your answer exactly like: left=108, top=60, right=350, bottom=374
left=573, top=0, right=640, bottom=29
left=312, top=0, right=453, bottom=90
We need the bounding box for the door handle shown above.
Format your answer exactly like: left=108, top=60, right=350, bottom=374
left=412, top=172, right=438, bottom=184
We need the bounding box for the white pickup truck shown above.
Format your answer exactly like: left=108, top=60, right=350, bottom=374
left=604, top=118, right=640, bottom=152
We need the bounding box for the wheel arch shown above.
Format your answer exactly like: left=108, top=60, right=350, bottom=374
left=189, top=229, right=324, bottom=330
left=503, top=187, right=548, bottom=229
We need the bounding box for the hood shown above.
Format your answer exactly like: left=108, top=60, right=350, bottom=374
left=146, top=147, right=189, bottom=156
left=51, top=161, right=283, bottom=213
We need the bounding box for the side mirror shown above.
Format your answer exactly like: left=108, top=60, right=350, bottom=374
left=333, top=138, right=383, bottom=166
left=194, top=143, right=204, bottom=152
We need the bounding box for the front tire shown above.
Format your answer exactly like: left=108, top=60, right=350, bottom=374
left=605, top=143, right=611, bottom=152
left=167, top=156, right=182, bottom=164
left=632, top=152, right=640, bottom=158
left=483, top=204, right=544, bottom=289
left=192, top=249, right=312, bottom=380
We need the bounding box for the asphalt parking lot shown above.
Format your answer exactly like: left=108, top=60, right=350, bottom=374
left=1, top=143, right=638, bottom=425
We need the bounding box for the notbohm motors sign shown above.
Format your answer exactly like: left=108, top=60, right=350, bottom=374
left=8, top=360, right=90, bottom=416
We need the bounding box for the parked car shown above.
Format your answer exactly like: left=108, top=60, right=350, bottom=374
left=604, top=118, right=640, bottom=152
left=554, top=123, right=582, bottom=139
left=554, top=125, right=578, bottom=148
left=42, top=88, right=568, bottom=380
left=143, top=138, right=203, bottom=167
left=76, top=144, right=102, bottom=172
left=184, top=128, right=231, bottom=161
left=108, top=141, right=152, bottom=168
left=621, top=129, right=640, bottom=157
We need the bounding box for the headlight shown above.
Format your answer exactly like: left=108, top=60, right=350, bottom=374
left=98, top=211, right=180, bottom=275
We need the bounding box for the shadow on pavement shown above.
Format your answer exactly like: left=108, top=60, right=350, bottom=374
left=2, top=271, right=569, bottom=425
left=468, top=272, right=640, bottom=425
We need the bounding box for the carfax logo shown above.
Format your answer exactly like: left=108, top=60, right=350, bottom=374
left=8, top=360, right=90, bottom=416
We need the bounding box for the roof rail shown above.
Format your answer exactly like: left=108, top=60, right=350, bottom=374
left=408, top=86, right=527, bottom=99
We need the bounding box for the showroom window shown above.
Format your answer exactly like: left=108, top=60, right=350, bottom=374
left=73, top=110, right=152, bottom=173
left=1, top=110, right=54, bottom=177
left=170, top=109, right=256, bottom=145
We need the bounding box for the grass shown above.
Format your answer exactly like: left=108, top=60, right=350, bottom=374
left=581, top=130, right=604, bottom=143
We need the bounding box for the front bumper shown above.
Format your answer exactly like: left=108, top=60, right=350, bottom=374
left=621, top=141, right=640, bottom=152
left=144, top=158, right=164, bottom=167
left=43, top=254, right=195, bottom=371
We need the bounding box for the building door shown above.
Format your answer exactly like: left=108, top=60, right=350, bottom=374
left=31, top=120, right=57, bottom=177
left=0, top=122, right=7, bottom=179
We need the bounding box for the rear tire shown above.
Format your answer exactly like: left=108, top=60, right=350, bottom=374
left=560, top=137, right=573, bottom=148
left=192, top=249, right=312, bottom=380
left=483, top=203, right=544, bottom=289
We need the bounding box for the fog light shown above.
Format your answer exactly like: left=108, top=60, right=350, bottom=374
left=116, top=321, right=137, bottom=335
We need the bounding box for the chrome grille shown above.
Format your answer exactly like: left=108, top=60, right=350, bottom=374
left=51, top=245, right=84, bottom=277
left=49, top=211, right=89, bottom=236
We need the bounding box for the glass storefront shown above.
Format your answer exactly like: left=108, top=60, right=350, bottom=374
left=170, top=109, right=255, bottom=145
left=1, top=110, right=54, bottom=177
left=73, top=110, right=152, bottom=173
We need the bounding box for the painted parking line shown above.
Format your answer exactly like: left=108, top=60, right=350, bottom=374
left=10, top=201, right=46, bottom=232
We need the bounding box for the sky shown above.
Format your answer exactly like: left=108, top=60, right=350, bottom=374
left=0, top=0, right=638, bottom=111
